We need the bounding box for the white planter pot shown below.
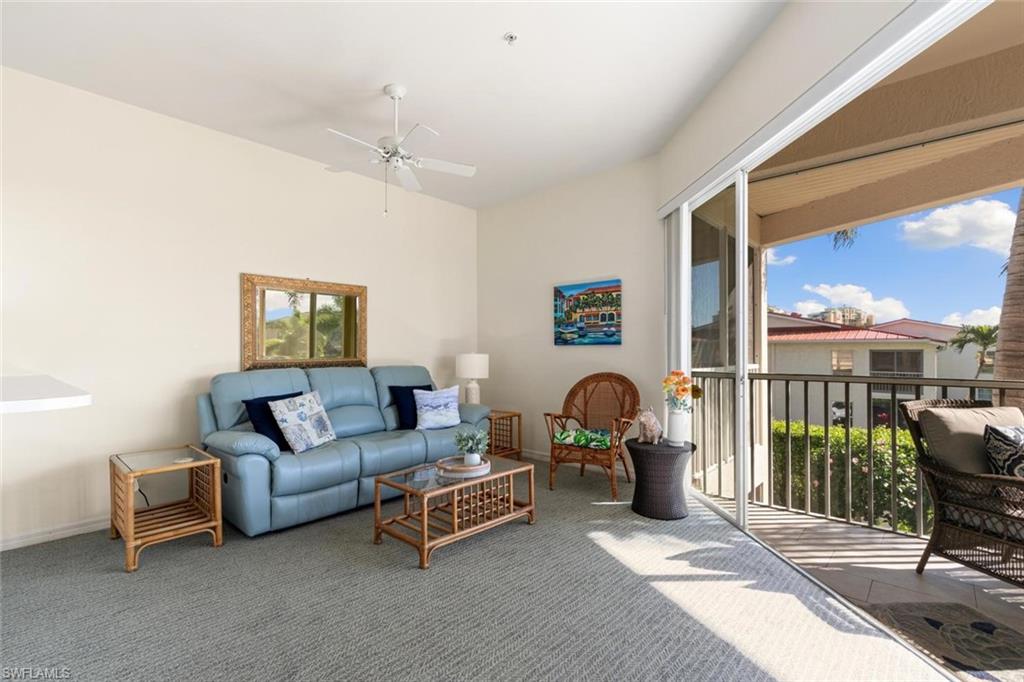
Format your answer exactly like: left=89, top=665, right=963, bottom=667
left=665, top=409, right=690, bottom=447
left=463, top=452, right=482, bottom=466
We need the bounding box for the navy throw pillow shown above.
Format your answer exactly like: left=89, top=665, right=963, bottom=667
left=389, top=385, right=432, bottom=430
left=242, top=391, right=302, bottom=451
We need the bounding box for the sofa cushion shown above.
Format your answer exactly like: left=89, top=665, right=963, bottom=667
left=984, top=425, right=1024, bottom=478
left=919, top=406, right=1024, bottom=474
left=389, top=385, right=432, bottom=430
left=210, top=368, right=310, bottom=430
left=370, top=366, right=435, bottom=430
left=243, top=391, right=302, bottom=451
left=420, top=422, right=478, bottom=462
left=271, top=481, right=359, bottom=530
left=348, top=430, right=427, bottom=477
left=306, top=367, right=386, bottom=437
left=459, top=403, right=491, bottom=426
left=271, top=440, right=361, bottom=497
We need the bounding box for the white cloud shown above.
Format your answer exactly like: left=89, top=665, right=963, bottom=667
left=794, top=300, right=826, bottom=316
left=901, top=199, right=1016, bottom=255
left=942, top=306, right=1001, bottom=326
left=800, top=283, right=910, bottom=322
left=766, top=248, right=796, bottom=266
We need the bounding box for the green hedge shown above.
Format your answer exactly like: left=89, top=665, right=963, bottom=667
left=770, top=420, right=930, bottom=533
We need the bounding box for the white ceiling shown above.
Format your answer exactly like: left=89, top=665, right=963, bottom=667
left=1, top=2, right=782, bottom=208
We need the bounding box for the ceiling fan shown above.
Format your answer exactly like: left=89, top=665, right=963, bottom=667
left=326, top=83, right=476, bottom=214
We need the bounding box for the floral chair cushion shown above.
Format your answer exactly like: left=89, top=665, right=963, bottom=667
left=553, top=428, right=611, bottom=450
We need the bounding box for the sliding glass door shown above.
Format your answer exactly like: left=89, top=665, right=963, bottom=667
left=683, top=173, right=752, bottom=526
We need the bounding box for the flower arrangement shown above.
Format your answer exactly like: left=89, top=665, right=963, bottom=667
left=454, top=429, right=489, bottom=455
left=662, top=370, right=703, bottom=412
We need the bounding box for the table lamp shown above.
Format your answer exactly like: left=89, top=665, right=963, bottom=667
left=455, top=353, right=489, bottom=405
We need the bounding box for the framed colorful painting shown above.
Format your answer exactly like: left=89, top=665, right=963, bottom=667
left=553, top=279, right=621, bottom=346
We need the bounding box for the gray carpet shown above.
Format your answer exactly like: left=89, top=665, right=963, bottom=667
left=1, top=466, right=941, bottom=681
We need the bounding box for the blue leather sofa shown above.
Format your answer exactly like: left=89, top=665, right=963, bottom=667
left=196, top=365, right=490, bottom=536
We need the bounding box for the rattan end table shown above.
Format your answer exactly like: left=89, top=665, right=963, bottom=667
left=488, top=409, right=522, bottom=460
left=109, top=445, right=222, bottom=572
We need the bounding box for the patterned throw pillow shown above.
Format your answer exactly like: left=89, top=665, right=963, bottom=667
left=413, top=386, right=461, bottom=430
left=984, top=425, right=1024, bottom=478
left=268, top=391, right=336, bottom=454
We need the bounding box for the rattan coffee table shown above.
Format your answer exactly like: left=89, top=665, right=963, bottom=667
left=374, top=456, right=535, bottom=568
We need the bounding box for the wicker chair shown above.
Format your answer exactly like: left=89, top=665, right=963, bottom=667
left=544, top=372, right=639, bottom=501
left=900, top=399, right=1024, bottom=587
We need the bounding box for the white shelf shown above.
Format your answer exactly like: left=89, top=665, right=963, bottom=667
left=1, top=375, right=92, bottom=414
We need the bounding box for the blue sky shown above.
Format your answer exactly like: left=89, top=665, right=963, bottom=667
left=766, top=186, right=1021, bottom=326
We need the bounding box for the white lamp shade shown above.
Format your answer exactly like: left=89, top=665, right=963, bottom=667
left=455, top=353, right=489, bottom=380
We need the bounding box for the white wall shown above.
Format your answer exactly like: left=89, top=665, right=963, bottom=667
left=1, top=68, right=478, bottom=546
left=476, top=157, right=665, bottom=458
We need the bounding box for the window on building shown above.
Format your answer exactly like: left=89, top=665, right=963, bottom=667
left=831, top=350, right=854, bottom=376
left=869, top=350, right=923, bottom=376
left=870, top=349, right=924, bottom=393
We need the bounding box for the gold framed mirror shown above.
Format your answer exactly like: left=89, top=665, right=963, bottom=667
left=241, top=273, right=367, bottom=370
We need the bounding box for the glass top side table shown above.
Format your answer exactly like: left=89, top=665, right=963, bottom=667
left=109, top=444, right=222, bottom=572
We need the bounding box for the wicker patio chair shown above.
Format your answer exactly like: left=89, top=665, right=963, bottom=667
left=900, top=399, right=1024, bottom=588
left=544, top=372, right=639, bottom=501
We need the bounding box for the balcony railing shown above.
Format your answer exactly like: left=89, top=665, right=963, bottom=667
left=692, top=371, right=1024, bottom=538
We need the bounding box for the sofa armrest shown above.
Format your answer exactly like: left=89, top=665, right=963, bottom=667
left=204, top=430, right=281, bottom=461
left=459, top=403, right=491, bottom=425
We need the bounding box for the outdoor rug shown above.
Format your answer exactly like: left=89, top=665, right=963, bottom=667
left=868, top=601, right=1024, bottom=682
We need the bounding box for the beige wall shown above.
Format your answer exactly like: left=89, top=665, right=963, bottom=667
left=1, top=69, right=478, bottom=546
left=476, top=157, right=665, bottom=458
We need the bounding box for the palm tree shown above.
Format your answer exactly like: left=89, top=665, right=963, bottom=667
left=995, top=193, right=1024, bottom=407
left=951, top=325, right=999, bottom=378
left=832, top=228, right=858, bottom=250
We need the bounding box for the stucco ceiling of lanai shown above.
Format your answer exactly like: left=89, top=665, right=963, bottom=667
left=749, top=0, right=1024, bottom=248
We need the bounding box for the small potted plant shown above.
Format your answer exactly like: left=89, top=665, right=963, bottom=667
left=454, top=429, right=490, bottom=466
left=662, top=370, right=703, bottom=446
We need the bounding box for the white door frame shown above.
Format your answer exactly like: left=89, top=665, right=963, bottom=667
left=734, top=169, right=749, bottom=529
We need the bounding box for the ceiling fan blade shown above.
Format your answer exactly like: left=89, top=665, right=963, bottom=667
left=327, top=128, right=383, bottom=153
left=394, top=163, right=422, bottom=192
left=415, top=157, right=477, bottom=177
left=400, top=123, right=439, bottom=146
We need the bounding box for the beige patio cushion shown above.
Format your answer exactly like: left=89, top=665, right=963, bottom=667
left=918, top=406, right=1024, bottom=474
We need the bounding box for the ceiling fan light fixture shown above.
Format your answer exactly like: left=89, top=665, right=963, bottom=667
left=326, top=84, right=477, bottom=213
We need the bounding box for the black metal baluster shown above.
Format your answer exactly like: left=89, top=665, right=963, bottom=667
left=824, top=380, right=831, bottom=520
left=785, top=380, right=792, bottom=510
left=845, top=382, right=852, bottom=523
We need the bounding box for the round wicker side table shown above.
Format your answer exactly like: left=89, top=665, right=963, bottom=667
left=625, top=438, right=695, bottom=520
